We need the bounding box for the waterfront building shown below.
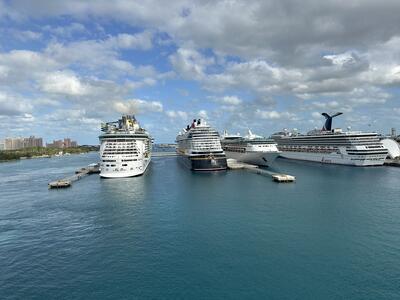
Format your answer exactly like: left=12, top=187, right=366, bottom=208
left=46, top=138, right=78, bottom=148
left=46, top=140, right=63, bottom=148
left=64, top=138, right=72, bottom=148
left=3, top=136, right=43, bottom=150
left=5, top=137, right=23, bottom=150
left=24, top=136, right=43, bottom=148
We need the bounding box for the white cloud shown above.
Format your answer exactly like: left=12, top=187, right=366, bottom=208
left=213, top=95, right=242, bottom=105
left=43, top=22, right=86, bottom=37
left=203, top=59, right=302, bottom=94
left=113, top=31, right=153, bottom=50
left=170, top=47, right=214, bottom=80
left=5, top=1, right=400, bottom=66
left=12, top=30, right=42, bottom=41
left=0, top=92, right=33, bottom=116
left=311, top=112, right=322, bottom=119
left=41, top=34, right=162, bottom=79
left=0, top=65, right=9, bottom=79
left=34, top=98, right=61, bottom=107
left=166, top=110, right=188, bottom=119
left=113, top=99, right=163, bottom=114
left=39, top=71, right=91, bottom=96
left=255, top=110, right=295, bottom=120
left=44, top=40, right=124, bottom=73
left=43, top=109, right=103, bottom=132
left=198, top=109, right=208, bottom=119
left=0, top=50, right=59, bottom=85
left=324, top=52, right=358, bottom=66
left=0, top=50, right=55, bottom=69
left=311, top=101, right=341, bottom=110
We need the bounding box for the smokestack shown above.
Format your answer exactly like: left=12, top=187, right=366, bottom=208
left=322, top=112, right=343, bottom=131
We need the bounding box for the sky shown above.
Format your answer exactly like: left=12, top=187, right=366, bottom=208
left=0, top=0, right=400, bottom=144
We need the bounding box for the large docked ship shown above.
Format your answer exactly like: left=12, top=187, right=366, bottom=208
left=176, top=119, right=227, bottom=171
left=99, top=115, right=152, bottom=178
left=221, top=130, right=280, bottom=167
left=271, top=112, right=388, bottom=166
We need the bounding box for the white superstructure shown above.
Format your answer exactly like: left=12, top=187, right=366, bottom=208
left=221, top=130, right=280, bottom=167
left=272, top=112, right=388, bottom=166
left=99, top=115, right=152, bottom=178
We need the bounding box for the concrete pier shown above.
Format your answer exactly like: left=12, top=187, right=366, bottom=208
left=48, top=163, right=100, bottom=189
left=227, top=159, right=295, bottom=183
left=151, top=152, right=178, bottom=157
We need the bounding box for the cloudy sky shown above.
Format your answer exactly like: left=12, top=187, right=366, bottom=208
left=1, top=0, right=400, bottom=144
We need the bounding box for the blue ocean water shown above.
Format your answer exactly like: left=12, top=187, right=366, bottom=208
left=1, top=152, right=400, bottom=299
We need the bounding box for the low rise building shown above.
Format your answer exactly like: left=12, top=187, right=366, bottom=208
left=46, top=138, right=78, bottom=148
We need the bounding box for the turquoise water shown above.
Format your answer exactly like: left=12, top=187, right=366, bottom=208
left=1, top=152, right=400, bottom=299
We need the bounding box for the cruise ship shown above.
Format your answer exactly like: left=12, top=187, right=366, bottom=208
left=176, top=119, right=227, bottom=171
left=221, top=130, right=280, bottom=167
left=99, top=115, right=152, bottom=178
left=272, top=112, right=388, bottom=166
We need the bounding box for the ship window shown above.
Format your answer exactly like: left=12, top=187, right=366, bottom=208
left=122, top=164, right=128, bottom=166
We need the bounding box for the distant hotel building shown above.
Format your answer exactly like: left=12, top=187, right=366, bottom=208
left=2, top=136, right=43, bottom=150
left=25, top=136, right=44, bottom=148
left=0, top=136, right=78, bottom=150
left=46, top=138, right=78, bottom=148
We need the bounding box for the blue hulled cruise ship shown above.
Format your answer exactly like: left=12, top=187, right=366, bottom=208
left=176, top=119, right=227, bottom=171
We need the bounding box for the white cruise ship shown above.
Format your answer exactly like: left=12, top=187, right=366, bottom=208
left=176, top=119, right=227, bottom=171
left=99, top=115, right=152, bottom=178
left=272, top=112, right=388, bottom=166
left=221, top=130, right=280, bottom=167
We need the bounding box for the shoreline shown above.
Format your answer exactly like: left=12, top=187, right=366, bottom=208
left=0, top=147, right=98, bottom=163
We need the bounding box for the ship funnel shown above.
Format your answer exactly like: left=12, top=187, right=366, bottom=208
left=322, top=112, right=343, bottom=131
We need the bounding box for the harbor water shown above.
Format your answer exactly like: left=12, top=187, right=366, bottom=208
left=1, top=152, right=400, bottom=299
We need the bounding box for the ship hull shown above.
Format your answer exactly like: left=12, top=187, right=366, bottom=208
left=100, top=158, right=151, bottom=178
left=224, top=151, right=280, bottom=167
left=279, top=151, right=386, bottom=166
left=178, top=153, right=227, bottom=171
